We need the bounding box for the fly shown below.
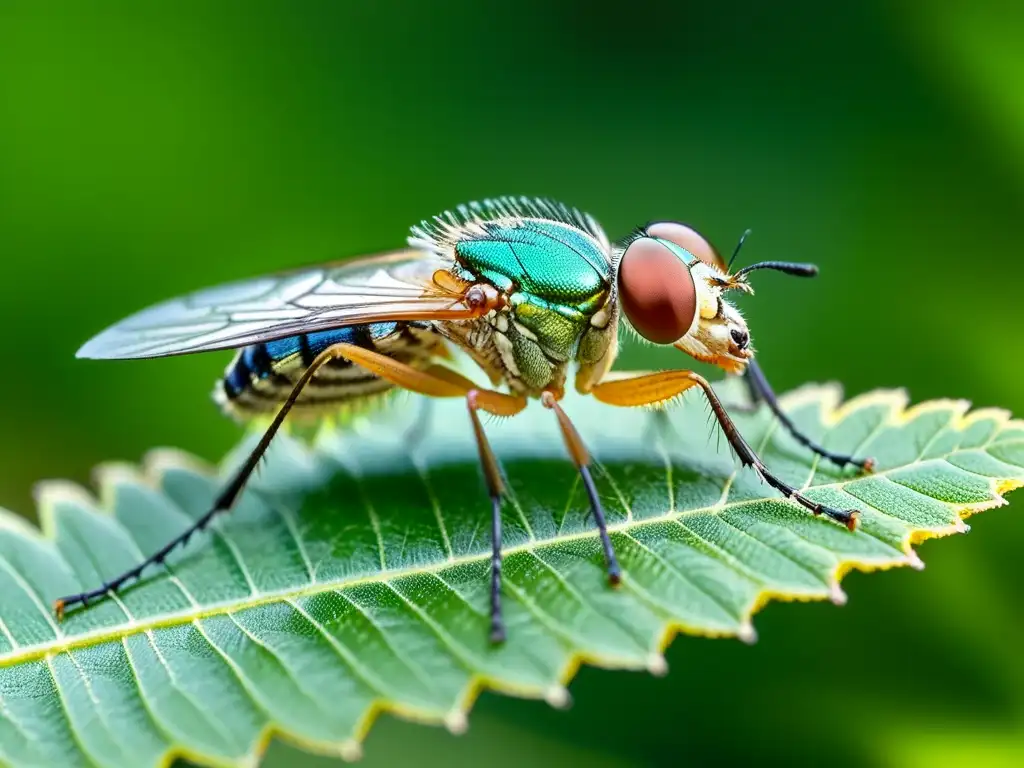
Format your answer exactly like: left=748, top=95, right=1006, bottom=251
left=55, top=197, right=874, bottom=642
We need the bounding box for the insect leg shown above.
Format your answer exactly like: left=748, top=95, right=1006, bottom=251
left=720, top=369, right=763, bottom=414
left=591, top=370, right=862, bottom=530
left=273, top=342, right=528, bottom=642
left=540, top=392, right=622, bottom=585
left=745, top=360, right=874, bottom=471
left=53, top=342, right=416, bottom=620
left=743, top=368, right=763, bottom=408
left=466, top=392, right=510, bottom=643
left=709, top=372, right=760, bottom=414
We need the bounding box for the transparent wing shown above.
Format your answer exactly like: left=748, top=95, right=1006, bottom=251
left=78, top=250, right=471, bottom=359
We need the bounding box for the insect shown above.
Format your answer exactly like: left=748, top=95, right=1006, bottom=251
left=55, top=197, right=873, bottom=642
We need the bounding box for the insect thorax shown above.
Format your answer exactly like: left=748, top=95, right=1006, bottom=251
left=434, top=296, right=615, bottom=397
left=411, top=198, right=620, bottom=397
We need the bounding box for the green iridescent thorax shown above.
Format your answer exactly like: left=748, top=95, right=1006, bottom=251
left=454, top=218, right=613, bottom=390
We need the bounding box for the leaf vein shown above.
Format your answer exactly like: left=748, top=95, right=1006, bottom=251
left=189, top=618, right=274, bottom=766
left=377, top=582, right=481, bottom=676
left=525, top=550, right=650, bottom=651
left=64, top=650, right=132, bottom=766
left=617, top=530, right=743, bottom=622
left=141, top=629, right=240, bottom=752
left=332, top=589, right=440, bottom=694
left=426, top=573, right=555, bottom=678
left=42, top=654, right=104, bottom=768
left=267, top=501, right=316, bottom=584
left=223, top=612, right=327, bottom=713
left=673, top=518, right=769, bottom=588
left=0, top=554, right=62, bottom=641
left=411, top=457, right=454, bottom=562
left=282, top=597, right=401, bottom=703
left=716, top=513, right=831, bottom=588
left=118, top=637, right=178, bottom=755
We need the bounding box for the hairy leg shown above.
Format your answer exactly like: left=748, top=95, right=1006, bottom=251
left=591, top=370, right=861, bottom=530
left=745, top=360, right=874, bottom=471
left=54, top=342, right=525, bottom=622
left=541, top=392, right=622, bottom=585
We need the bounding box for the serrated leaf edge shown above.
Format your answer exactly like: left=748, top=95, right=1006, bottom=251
left=0, top=385, right=1020, bottom=767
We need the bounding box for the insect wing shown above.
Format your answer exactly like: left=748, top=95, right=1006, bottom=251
left=78, top=250, right=467, bottom=359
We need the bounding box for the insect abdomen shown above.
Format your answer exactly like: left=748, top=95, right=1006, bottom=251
left=217, top=321, right=441, bottom=419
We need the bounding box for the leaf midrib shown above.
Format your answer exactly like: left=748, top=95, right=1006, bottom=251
left=4, top=444, right=1013, bottom=669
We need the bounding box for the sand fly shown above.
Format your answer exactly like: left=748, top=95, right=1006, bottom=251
left=56, top=197, right=872, bottom=641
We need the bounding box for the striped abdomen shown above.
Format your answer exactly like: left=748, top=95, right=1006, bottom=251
left=216, top=321, right=444, bottom=419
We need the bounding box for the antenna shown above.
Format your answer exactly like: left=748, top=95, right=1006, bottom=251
left=733, top=261, right=818, bottom=279
left=727, top=229, right=752, bottom=272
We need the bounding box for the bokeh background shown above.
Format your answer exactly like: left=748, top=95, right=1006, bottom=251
left=1, top=1, right=1021, bottom=766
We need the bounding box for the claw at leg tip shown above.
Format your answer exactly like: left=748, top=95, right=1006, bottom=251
left=608, top=570, right=622, bottom=587
left=489, top=626, right=506, bottom=645
left=53, top=599, right=65, bottom=622
left=845, top=511, right=860, bottom=532
left=862, top=457, right=877, bottom=473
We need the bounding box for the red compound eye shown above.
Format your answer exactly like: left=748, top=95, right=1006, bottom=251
left=646, top=221, right=725, bottom=271
left=617, top=237, right=697, bottom=344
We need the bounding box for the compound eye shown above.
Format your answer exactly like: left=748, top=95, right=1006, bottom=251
left=647, top=221, right=724, bottom=270
left=617, top=237, right=697, bottom=344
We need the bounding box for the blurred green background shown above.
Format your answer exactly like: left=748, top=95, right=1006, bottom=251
left=1, top=1, right=1021, bottom=766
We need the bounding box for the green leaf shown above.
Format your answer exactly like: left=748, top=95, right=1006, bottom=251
left=0, top=382, right=1020, bottom=768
